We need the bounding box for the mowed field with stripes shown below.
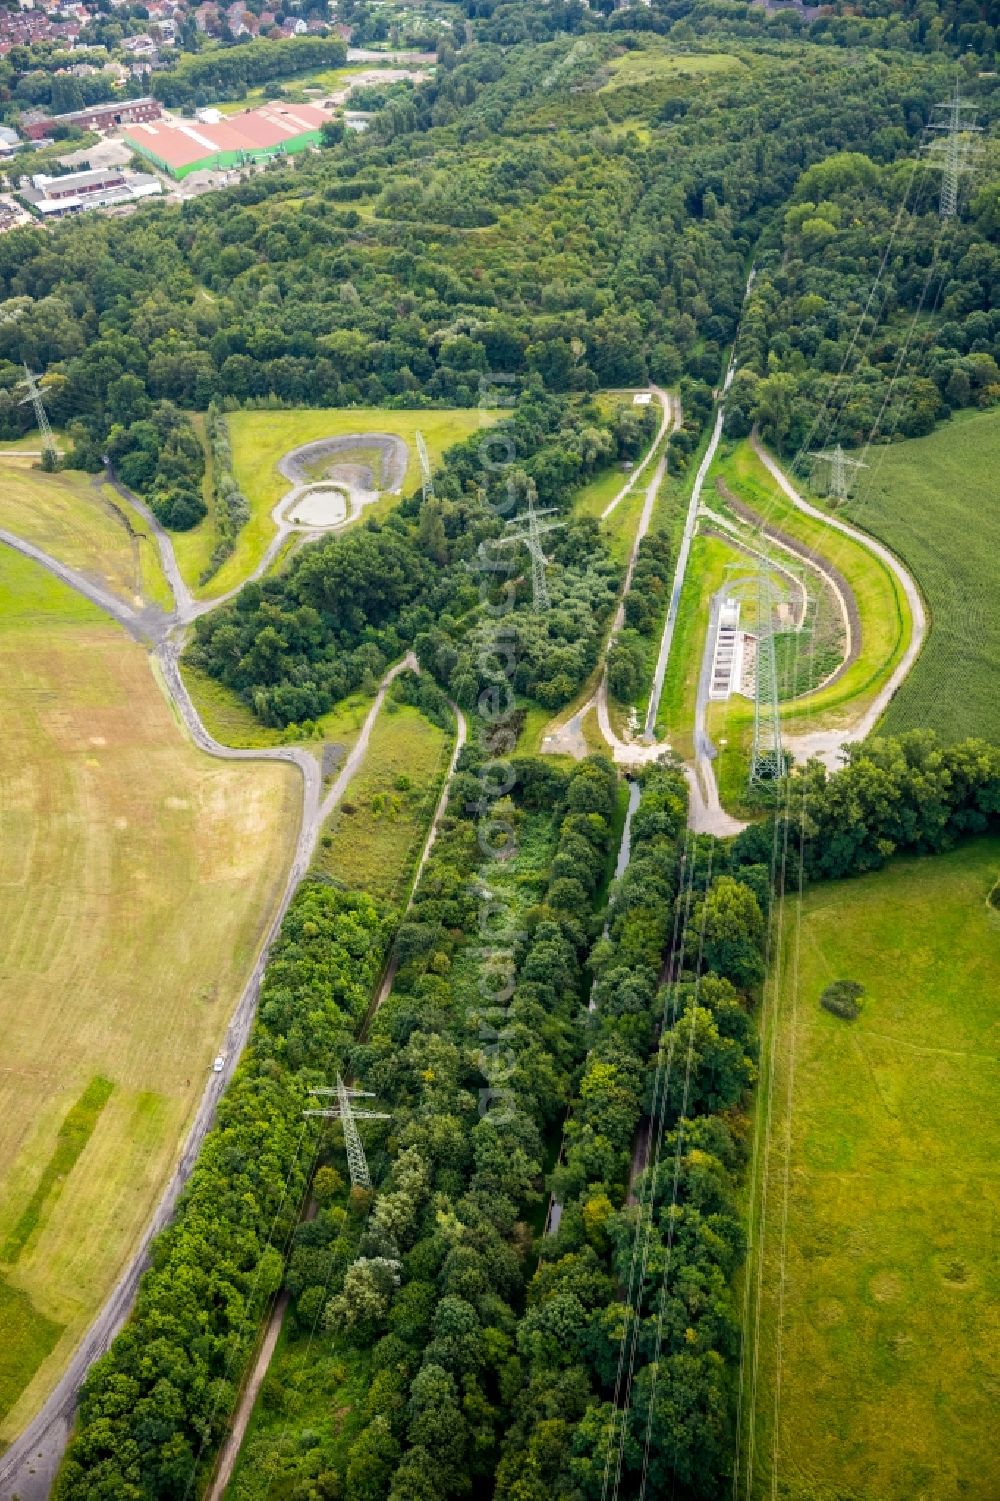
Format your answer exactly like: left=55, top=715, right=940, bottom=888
left=742, top=838, right=1000, bottom=1501
left=0, top=545, right=299, bottom=1440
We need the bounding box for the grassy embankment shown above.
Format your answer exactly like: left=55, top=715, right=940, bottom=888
left=0, top=460, right=172, bottom=612
left=746, top=837, right=1000, bottom=1501
left=705, top=440, right=912, bottom=798
left=0, top=549, right=300, bottom=1438
left=313, top=698, right=454, bottom=906
left=175, top=406, right=496, bottom=601
left=847, top=406, right=1000, bottom=744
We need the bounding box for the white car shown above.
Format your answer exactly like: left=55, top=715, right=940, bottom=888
left=212, top=1054, right=225, bottom=1073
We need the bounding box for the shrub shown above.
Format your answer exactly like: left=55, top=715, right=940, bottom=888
left=820, top=978, right=864, bottom=1021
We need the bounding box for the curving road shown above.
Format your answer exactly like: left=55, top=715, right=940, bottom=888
left=751, top=433, right=927, bottom=770
left=0, top=494, right=419, bottom=1501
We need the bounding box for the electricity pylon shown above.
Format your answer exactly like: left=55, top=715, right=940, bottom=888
left=17, top=364, right=58, bottom=469
left=749, top=564, right=785, bottom=786
left=415, top=429, right=434, bottom=503
left=926, top=86, right=982, bottom=218
left=809, top=442, right=866, bottom=502
left=493, top=491, right=563, bottom=610
left=304, top=1076, right=390, bottom=1191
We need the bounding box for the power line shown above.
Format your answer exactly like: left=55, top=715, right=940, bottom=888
left=926, top=85, right=982, bottom=219
left=749, top=562, right=785, bottom=786
left=17, top=364, right=58, bottom=470
left=808, top=443, right=867, bottom=503
left=492, top=490, right=563, bottom=610
left=304, top=1076, right=390, bottom=1191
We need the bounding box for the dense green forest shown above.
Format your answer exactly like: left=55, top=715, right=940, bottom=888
left=6, top=9, right=998, bottom=1499
left=57, top=729, right=1000, bottom=1498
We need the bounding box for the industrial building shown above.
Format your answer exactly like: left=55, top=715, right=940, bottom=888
left=124, top=101, right=331, bottom=180
left=21, top=97, right=162, bottom=142
left=20, top=166, right=163, bottom=218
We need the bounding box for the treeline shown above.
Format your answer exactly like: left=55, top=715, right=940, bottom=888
left=106, top=400, right=207, bottom=530
left=243, top=752, right=623, bottom=1498
left=0, top=37, right=960, bottom=464
left=55, top=883, right=393, bottom=1499
left=727, top=150, right=1000, bottom=455
left=608, top=528, right=673, bottom=704
left=783, top=731, right=1000, bottom=881
left=201, top=402, right=249, bottom=580
left=188, top=390, right=628, bottom=725
left=150, top=35, right=348, bottom=109
left=495, top=765, right=763, bottom=1499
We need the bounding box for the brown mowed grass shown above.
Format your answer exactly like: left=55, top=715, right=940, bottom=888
left=0, top=549, right=300, bottom=1437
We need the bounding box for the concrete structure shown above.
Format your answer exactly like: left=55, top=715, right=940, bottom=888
left=125, top=101, right=330, bottom=179
left=709, top=598, right=744, bottom=700
left=21, top=95, right=161, bottom=141
left=21, top=165, right=162, bottom=216
left=0, top=125, right=19, bottom=156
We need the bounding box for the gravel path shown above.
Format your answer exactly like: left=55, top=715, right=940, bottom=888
left=751, top=434, right=927, bottom=770
left=204, top=699, right=467, bottom=1501
left=0, top=498, right=416, bottom=1501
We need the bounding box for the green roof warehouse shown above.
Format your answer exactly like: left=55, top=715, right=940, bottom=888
left=124, top=101, right=331, bottom=180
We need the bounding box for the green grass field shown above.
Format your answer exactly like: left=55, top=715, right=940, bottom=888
left=0, top=462, right=172, bottom=612
left=846, top=408, right=1000, bottom=744
left=182, top=407, right=496, bottom=598
left=716, top=442, right=911, bottom=733
left=179, top=659, right=379, bottom=758
left=314, top=700, right=452, bottom=904
left=745, top=838, right=1000, bottom=1501
left=0, top=548, right=300, bottom=1437
left=599, top=45, right=745, bottom=91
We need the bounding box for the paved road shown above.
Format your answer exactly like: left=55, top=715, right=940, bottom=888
left=643, top=308, right=749, bottom=740
left=0, top=516, right=417, bottom=1501
left=751, top=434, right=927, bottom=769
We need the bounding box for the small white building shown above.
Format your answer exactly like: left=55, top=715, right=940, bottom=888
left=22, top=165, right=163, bottom=217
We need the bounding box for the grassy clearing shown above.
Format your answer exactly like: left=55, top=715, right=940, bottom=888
left=747, top=838, right=1000, bottom=1501
left=0, top=549, right=300, bottom=1437
left=0, top=463, right=172, bottom=611
left=713, top=441, right=911, bottom=734
left=654, top=533, right=743, bottom=755
left=226, top=1327, right=374, bottom=1501
left=179, top=658, right=378, bottom=758
left=847, top=408, right=1000, bottom=744
left=571, top=460, right=634, bottom=522
left=183, top=406, right=496, bottom=598
left=314, top=701, right=452, bottom=905
left=599, top=45, right=745, bottom=91
left=170, top=411, right=220, bottom=590
left=204, top=60, right=423, bottom=115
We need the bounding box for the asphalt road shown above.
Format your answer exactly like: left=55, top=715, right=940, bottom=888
left=0, top=500, right=416, bottom=1500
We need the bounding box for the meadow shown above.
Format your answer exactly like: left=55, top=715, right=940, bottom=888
left=313, top=699, right=453, bottom=904
left=0, top=462, right=172, bottom=612
left=847, top=408, right=1000, bottom=744
left=0, top=549, right=299, bottom=1437
left=185, top=406, right=496, bottom=598
left=745, top=838, right=1000, bottom=1501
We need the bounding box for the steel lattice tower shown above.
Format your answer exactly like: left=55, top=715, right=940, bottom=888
left=749, top=565, right=786, bottom=785
left=809, top=443, right=867, bottom=502
left=18, top=365, right=58, bottom=469
left=415, top=430, right=434, bottom=504
left=493, top=491, right=563, bottom=611
left=304, top=1076, right=390, bottom=1190
left=926, top=87, right=981, bottom=218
